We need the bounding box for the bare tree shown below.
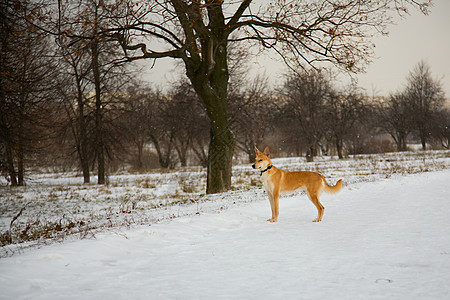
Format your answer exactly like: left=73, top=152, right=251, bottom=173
left=279, top=70, right=333, bottom=162
left=376, top=93, right=413, bottom=151
left=119, top=84, right=154, bottom=170
left=0, top=0, right=57, bottom=186
left=169, top=79, right=210, bottom=167
left=435, top=108, right=449, bottom=149
left=325, top=85, right=366, bottom=159
left=55, top=0, right=133, bottom=183
left=404, top=61, right=445, bottom=150
left=56, top=35, right=94, bottom=183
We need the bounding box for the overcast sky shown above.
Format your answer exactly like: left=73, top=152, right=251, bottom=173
left=141, top=0, right=450, bottom=98
left=355, top=0, right=450, bottom=97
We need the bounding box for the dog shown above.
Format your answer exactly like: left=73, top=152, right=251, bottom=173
left=252, top=146, right=342, bottom=222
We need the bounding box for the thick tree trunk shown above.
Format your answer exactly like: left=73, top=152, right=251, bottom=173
left=206, top=110, right=234, bottom=194
left=186, top=33, right=234, bottom=193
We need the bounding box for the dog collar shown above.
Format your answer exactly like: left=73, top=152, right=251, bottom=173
left=260, top=165, right=272, bottom=176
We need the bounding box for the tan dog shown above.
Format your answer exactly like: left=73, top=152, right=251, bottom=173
left=252, top=146, right=342, bottom=222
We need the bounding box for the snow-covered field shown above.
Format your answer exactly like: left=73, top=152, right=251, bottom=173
left=0, top=151, right=449, bottom=299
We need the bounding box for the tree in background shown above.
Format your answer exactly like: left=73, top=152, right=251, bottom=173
left=279, top=70, right=332, bottom=162
left=119, top=84, right=155, bottom=171
left=376, top=61, right=446, bottom=151
left=56, top=31, right=94, bottom=183
left=169, top=80, right=210, bottom=167
left=376, top=92, right=413, bottom=152
left=0, top=0, right=57, bottom=186
left=55, top=0, right=133, bottom=183
left=324, top=85, right=366, bottom=159
left=435, top=108, right=449, bottom=149
left=404, top=61, right=445, bottom=150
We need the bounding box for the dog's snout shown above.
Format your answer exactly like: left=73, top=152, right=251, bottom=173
left=252, top=164, right=256, bottom=169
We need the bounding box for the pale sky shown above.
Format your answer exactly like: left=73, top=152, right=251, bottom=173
left=141, top=0, right=450, bottom=98
left=355, top=0, right=450, bottom=97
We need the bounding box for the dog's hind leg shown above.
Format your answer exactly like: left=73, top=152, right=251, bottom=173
left=307, top=191, right=324, bottom=222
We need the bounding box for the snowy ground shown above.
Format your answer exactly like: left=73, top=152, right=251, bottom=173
left=1, top=167, right=450, bottom=299
left=1, top=151, right=449, bottom=253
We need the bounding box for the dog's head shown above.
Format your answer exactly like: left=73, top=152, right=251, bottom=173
left=252, top=146, right=272, bottom=171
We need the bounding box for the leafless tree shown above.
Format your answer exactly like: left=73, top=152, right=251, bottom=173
left=279, top=70, right=333, bottom=162
left=54, top=0, right=133, bottom=183
left=169, top=79, right=210, bottom=167
left=404, top=61, right=445, bottom=150
left=119, top=84, right=154, bottom=170
left=56, top=35, right=94, bottom=183
left=324, top=85, right=367, bottom=159
left=0, top=0, right=58, bottom=186
left=376, top=93, right=413, bottom=151
left=435, top=108, right=449, bottom=149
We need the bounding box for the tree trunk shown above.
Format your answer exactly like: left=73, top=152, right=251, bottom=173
left=5, top=145, right=18, bottom=187
left=190, top=139, right=208, bottom=168
left=77, top=95, right=90, bottom=184
left=150, top=135, right=173, bottom=169
left=399, top=134, right=407, bottom=151
left=17, top=93, right=25, bottom=186
left=186, top=34, right=234, bottom=193
left=401, top=136, right=408, bottom=151
left=336, top=138, right=344, bottom=159
left=79, top=91, right=90, bottom=184
left=17, top=140, right=24, bottom=186
left=174, top=140, right=189, bottom=167
left=206, top=112, right=234, bottom=194
left=306, top=145, right=314, bottom=162
left=80, top=143, right=90, bottom=184
left=420, top=133, right=426, bottom=150
left=248, top=148, right=254, bottom=164
left=91, top=36, right=105, bottom=184
left=392, top=131, right=408, bottom=152
left=136, top=139, right=144, bottom=170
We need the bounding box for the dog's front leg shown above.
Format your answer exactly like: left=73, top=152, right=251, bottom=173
left=266, top=192, right=276, bottom=222
left=267, top=188, right=279, bottom=222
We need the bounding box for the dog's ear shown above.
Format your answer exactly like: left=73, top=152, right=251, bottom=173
left=254, top=146, right=260, bottom=155
left=263, top=147, right=270, bottom=157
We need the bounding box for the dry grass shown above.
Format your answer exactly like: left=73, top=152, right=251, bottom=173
left=1, top=150, right=449, bottom=256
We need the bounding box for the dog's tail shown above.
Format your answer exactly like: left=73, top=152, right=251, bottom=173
left=323, top=179, right=343, bottom=194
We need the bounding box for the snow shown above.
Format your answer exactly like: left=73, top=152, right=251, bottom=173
left=1, top=169, right=450, bottom=299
